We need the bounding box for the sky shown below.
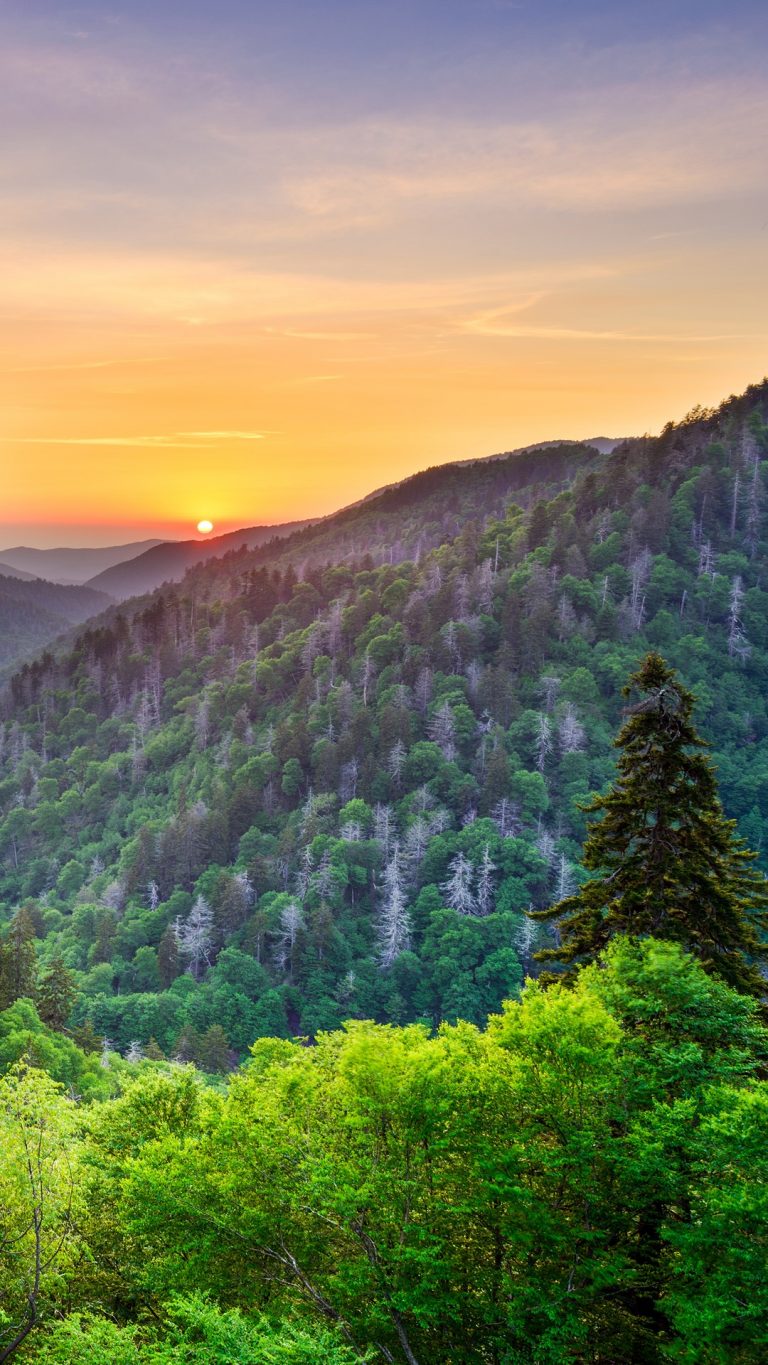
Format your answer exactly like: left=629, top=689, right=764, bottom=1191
left=1, top=1, right=767, bottom=547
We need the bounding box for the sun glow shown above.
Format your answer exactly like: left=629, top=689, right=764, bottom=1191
left=196, top=519, right=214, bottom=534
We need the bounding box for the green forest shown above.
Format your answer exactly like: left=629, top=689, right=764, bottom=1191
left=1, top=382, right=768, bottom=1359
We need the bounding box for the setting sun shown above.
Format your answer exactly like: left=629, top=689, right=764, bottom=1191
left=196, top=520, right=214, bottom=535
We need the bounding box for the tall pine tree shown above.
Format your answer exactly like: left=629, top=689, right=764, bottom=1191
left=531, top=653, right=768, bottom=995
left=36, top=955, right=78, bottom=1031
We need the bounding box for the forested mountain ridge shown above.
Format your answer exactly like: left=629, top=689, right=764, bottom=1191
left=84, top=518, right=314, bottom=599
left=0, top=575, right=112, bottom=672
left=1, top=382, right=768, bottom=1058
left=81, top=438, right=602, bottom=604
left=0, top=438, right=602, bottom=675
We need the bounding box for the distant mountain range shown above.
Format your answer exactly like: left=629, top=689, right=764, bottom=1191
left=0, top=560, right=40, bottom=582
left=0, top=539, right=166, bottom=586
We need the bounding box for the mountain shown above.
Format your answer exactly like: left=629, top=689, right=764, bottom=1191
left=172, top=438, right=599, bottom=585
left=0, top=575, right=112, bottom=670
left=82, top=442, right=616, bottom=600
left=0, top=539, right=167, bottom=585
left=1, top=383, right=767, bottom=1058
left=0, top=560, right=40, bottom=582
left=0, top=440, right=606, bottom=678
left=84, top=521, right=313, bottom=599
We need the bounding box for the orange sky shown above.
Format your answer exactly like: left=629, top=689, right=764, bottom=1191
left=2, top=2, right=767, bottom=546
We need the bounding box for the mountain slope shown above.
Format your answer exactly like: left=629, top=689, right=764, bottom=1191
left=0, top=575, right=112, bottom=670
left=0, top=439, right=607, bottom=682
left=83, top=440, right=606, bottom=602
left=0, top=560, right=41, bottom=582
left=0, top=539, right=167, bottom=585
left=85, top=521, right=313, bottom=599
left=1, top=383, right=767, bottom=1057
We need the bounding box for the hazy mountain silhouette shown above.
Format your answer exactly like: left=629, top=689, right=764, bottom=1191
left=0, top=540, right=167, bottom=585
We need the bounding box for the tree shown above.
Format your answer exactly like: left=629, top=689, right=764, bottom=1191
left=441, top=852, right=477, bottom=916
left=727, top=574, right=751, bottom=661
left=158, top=926, right=181, bottom=988
left=0, top=909, right=37, bottom=1010
left=0, top=1066, right=79, bottom=1362
left=532, top=653, right=768, bottom=995
left=174, top=897, right=214, bottom=981
left=476, top=844, right=496, bottom=915
left=428, top=699, right=457, bottom=761
left=272, top=901, right=305, bottom=982
left=377, top=843, right=411, bottom=968
left=197, top=1024, right=231, bottom=1074
left=36, top=957, right=77, bottom=1031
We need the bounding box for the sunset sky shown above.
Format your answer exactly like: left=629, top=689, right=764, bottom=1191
left=2, top=0, right=768, bottom=546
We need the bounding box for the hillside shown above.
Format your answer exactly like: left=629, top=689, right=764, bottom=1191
left=0, top=439, right=608, bottom=689
left=82, top=441, right=602, bottom=602
left=0, top=539, right=166, bottom=585
left=0, top=561, right=40, bottom=582
left=1, top=384, right=768, bottom=1056
left=0, top=575, right=112, bottom=671
left=85, top=519, right=314, bottom=599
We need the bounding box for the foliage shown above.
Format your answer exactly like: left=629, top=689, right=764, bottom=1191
left=533, top=652, right=768, bottom=994
left=0, top=1066, right=81, bottom=1362
left=1, top=388, right=768, bottom=1052
left=1, top=940, right=764, bottom=1362
left=27, top=1295, right=366, bottom=1364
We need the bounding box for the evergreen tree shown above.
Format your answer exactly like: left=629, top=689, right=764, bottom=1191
left=0, top=907, right=37, bottom=1009
left=157, top=925, right=181, bottom=987
left=36, top=956, right=78, bottom=1031
left=198, top=1024, right=231, bottom=1073
left=532, top=653, right=768, bottom=996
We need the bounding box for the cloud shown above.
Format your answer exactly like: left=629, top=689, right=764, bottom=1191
left=7, top=356, right=163, bottom=373
left=0, top=242, right=618, bottom=327
left=13, top=429, right=274, bottom=447
left=12, top=435, right=216, bottom=448
left=289, top=375, right=343, bottom=385
left=461, top=305, right=756, bottom=344
left=179, top=430, right=269, bottom=440
left=283, top=329, right=377, bottom=340
left=1, top=20, right=766, bottom=265
left=277, top=83, right=768, bottom=230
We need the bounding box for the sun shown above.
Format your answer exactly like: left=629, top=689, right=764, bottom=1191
left=196, top=519, right=214, bottom=534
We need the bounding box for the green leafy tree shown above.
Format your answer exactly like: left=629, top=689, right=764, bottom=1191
left=0, top=1066, right=81, bottom=1361
left=532, top=653, right=768, bottom=995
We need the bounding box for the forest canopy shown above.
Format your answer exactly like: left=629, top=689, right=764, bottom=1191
left=1, top=383, right=768, bottom=1358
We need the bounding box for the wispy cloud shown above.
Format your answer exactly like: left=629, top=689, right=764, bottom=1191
left=11, top=434, right=272, bottom=450
left=462, top=305, right=757, bottom=344
left=13, top=430, right=273, bottom=447
left=7, top=356, right=164, bottom=374
left=1, top=23, right=766, bottom=259
left=179, top=430, right=270, bottom=440
left=283, top=329, right=377, bottom=340
left=290, top=374, right=343, bottom=385
left=13, top=435, right=216, bottom=448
